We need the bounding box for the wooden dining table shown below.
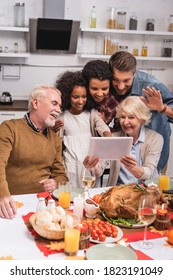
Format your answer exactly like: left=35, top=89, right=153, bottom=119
left=0, top=188, right=173, bottom=260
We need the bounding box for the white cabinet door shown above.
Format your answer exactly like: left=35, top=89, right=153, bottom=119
left=0, top=111, right=27, bottom=124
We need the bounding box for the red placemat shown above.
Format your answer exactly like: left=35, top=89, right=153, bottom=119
left=123, top=229, right=167, bottom=243
left=135, top=250, right=153, bottom=260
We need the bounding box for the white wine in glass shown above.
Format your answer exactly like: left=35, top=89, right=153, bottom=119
left=138, top=193, right=157, bottom=249
left=81, top=166, right=96, bottom=198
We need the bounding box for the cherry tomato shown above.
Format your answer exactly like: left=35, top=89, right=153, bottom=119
left=99, top=234, right=106, bottom=242
left=92, top=221, right=98, bottom=227
left=92, top=233, right=99, bottom=240
left=112, top=231, right=118, bottom=238
left=105, top=229, right=112, bottom=237
left=111, top=225, right=118, bottom=231
left=98, top=220, right=104, bottom=226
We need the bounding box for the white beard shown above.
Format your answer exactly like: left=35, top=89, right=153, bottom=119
left=44, top=117, right=56, bottom=128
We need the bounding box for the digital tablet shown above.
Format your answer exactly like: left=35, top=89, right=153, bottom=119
left=88, top=137, right=133, bottom=160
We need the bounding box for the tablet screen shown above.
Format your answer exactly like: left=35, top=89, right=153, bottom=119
left=88, top=137, right=133, bottom=160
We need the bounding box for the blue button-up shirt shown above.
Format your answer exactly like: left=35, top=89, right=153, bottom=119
left=118, top=126, right=145, bottom=184
left=129, top=70, right=173, bottom=171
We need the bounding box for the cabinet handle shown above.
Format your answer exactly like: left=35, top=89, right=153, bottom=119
left=1, top=113, right=15, bottom=116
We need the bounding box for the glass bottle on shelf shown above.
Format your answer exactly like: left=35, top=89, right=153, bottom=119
left=129, top=16, right=138, bottom=30
left=103, top=35, right=111, bottom=55
left=141, top=45, right=148, bottom=56
left=133, top=48, right=139, bottom=56
left=89, top=5, right=96, bottom=28
left=168, top=15, right=173, bottom=32
left=14, top=3, right=25, bottom=27
left=14, top=42, right=18, bottom=53
left=110, top=40, right=119, bottom=54
left=146, top=18, right=155, bottom=31
left=4, top=46, right=8, bottom=53
left=162, top=39, right=172, bottom=57
left=117, top=11, right=126, bottom=29
left=107, top=7, right=116, bottom=29
left=96, top=35, right=103, bottom=54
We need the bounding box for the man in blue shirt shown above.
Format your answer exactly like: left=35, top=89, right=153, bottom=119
left=109, top=51, right=173, bottom=172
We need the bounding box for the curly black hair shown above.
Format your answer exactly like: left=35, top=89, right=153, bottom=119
left=82, top=60, right=112, bottom=85
left=55, top=70, right=92, bottom=111
left=82, top=60, right=112, bottom=108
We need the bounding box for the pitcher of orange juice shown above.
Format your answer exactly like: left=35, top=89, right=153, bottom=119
left=158, top=173, right=170, bottom=191
left=58, top=182, right=71, bottom=209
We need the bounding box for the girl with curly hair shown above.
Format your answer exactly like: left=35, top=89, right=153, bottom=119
left=53, top=70, right=111, bottom=189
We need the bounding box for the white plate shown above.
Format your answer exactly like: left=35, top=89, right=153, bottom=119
left=89, top=186, right=112, bottom=197
left=86, top=243, right=137, bottom=260
left=90, top=226, right=123, bottom=243
left=52, top=188, right=83, bottom=202
left=116, top=222, right=147, bottom=228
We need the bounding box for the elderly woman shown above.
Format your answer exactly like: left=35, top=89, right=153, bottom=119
left=84, top=96, right=164, bottom=186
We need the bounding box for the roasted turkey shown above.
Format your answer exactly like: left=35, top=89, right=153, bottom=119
left=99, top=184, right=163, bottom=220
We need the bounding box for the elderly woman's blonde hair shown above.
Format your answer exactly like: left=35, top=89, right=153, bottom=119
left=116, top=96, right=152, bottom=125
left=28, top=84, right=61, bottom=112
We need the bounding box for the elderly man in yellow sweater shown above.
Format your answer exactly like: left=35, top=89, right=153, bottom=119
left=0, top=84, right=68, bottom=219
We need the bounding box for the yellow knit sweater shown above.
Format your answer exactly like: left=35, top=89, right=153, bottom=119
left=0, top=118, right=68, bottom=197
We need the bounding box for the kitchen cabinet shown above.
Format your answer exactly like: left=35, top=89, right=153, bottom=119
left=80, top=28, right=173, bottom=62
left=0, top=26, right=29, bottom=59
left=0, top=111, right=27, bottom=124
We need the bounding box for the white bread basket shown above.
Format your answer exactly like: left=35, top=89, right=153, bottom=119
left=29, top=212, right=79, bottom=240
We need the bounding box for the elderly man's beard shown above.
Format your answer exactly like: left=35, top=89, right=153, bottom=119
left=44, top=115, right=59, bottom=128
left=44, top=118, right=56, bottom=127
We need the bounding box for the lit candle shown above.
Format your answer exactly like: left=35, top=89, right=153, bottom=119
left=154, top=204, right=170, bottom=230
left=73, top=194, right=84, bottom=220
left=157, top=204, right=168, bottom=216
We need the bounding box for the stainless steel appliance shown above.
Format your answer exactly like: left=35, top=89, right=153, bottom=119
left=0, top=92, right=13, bottom=104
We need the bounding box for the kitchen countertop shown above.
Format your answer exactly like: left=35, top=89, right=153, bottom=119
left=0, top=100, right=28, bottom=111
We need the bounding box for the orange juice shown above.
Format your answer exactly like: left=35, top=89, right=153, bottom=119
left=58, top=191, right=70, bottom=209
left=158, top=175, right=170, bottom=191
left=64, top=229, right=80, bottom=256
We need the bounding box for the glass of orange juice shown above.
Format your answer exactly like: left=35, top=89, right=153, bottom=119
left=64, top=228, right=80, bottom=256
left=58, top=182, right=71, bottom=209
left=158, top=173, right=170, bottom=191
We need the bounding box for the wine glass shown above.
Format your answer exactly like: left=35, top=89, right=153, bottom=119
left=138, top=192, right=157, bottom=249
left=80, top=166, right=96, bottom=199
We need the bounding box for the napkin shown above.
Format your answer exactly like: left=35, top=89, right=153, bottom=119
left=37, top=192, right=58, bottom=206
left=37, top=192, right=52, bottom=199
